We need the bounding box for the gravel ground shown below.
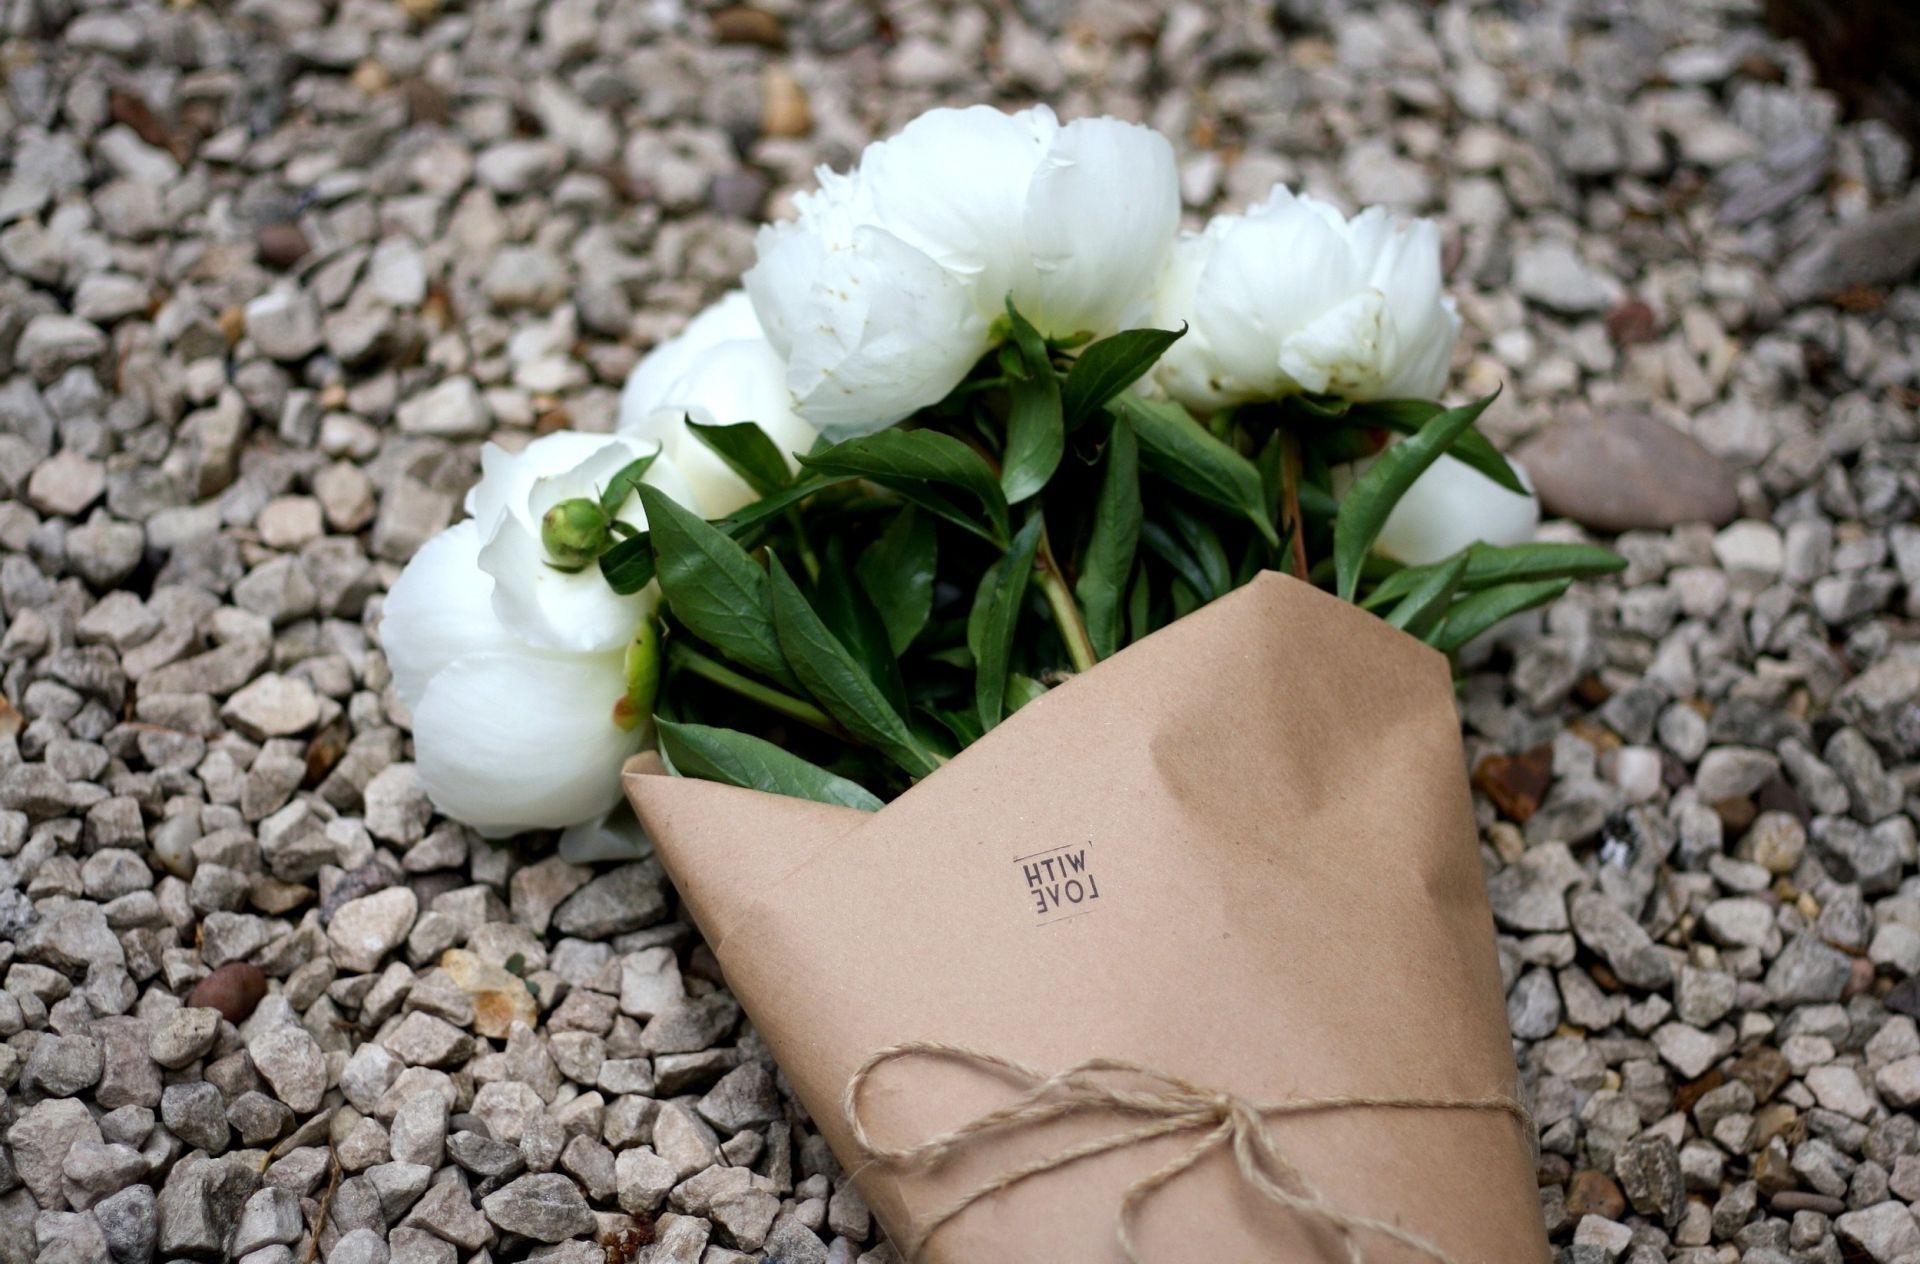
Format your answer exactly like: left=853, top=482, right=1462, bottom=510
left=3, top=0, right=1920, bottom=1261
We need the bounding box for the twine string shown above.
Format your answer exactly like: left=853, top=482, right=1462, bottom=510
left=843, top=1040, right=1531, bottom=1264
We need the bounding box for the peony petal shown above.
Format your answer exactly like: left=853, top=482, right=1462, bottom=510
left=861, top=104, right=1053, bottom=312
left=478, top=513, right=657, bottom=654
left=465, top=431, right=628, bottom=533
left=783, top=225, right=989, bottom=434
left=1016, top=115, right=1180, bottom=339
left=411, top=649, right=645, bottom=837
left=379, top=520, right=518, bottom=711
left=1372, top=454, right=1540, bottom=566
left=1277, top=289, right=1395, bottom=397
left=619, top=291, right=765, bottom=430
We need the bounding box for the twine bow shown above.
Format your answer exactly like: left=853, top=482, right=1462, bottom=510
left=844, top=1040, right=1531, bottom=1264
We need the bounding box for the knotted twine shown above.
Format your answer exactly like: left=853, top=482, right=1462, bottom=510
left=843, top=1040, right=1532, bottom=1264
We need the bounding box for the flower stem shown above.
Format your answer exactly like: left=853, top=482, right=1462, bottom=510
left=1036, top=525, right=1098, bottom=674
left=668, top=643, right=841, bottom=737
left=1279, top=430, right=1310, bottom=581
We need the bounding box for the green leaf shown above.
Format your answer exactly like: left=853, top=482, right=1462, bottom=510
left=921, top=704, right=985, bottom=750
left=599, top=532, right=655, bottom=595
left=856, top=509, right=936, bottom=655
left=800, top=429, right=1010, bottom=545
left=1458, top=541, right=1626, bottom=588
left=1126, top=565, right=1152, bottom=643
left=1111, top=394, right=1279, bottom=548
left=1383, top=552, right=1470, bottom=637
left=1140, top=520, right=1218, bottom=604
left=1355, top=398, right=1525, bottom=496
left=656, top=718, right=882, bottom=811
left=1363, top=540, right=1624, bottom=611
left=1163, top=502, right=1231, bottom=600
left=1075, top=420, right=1140, bottom=660
left=687, top=420, right=793, bottom=498
left=1060, top=326, right=1185, bottom=428
left=636, top=484, right=793, bottom=689
left=716, top=474, right=843, bottom=536
left=1005, top=673, right=1048, bottom=714
left=1001, top=367, right=1064, bottom=503
left=973, top=514, right=1045, bottom=732
left=814, top=539, right=908, bottom=716
left=1429, top=578, right=1572, bottom=654
left=767, top=553, right=942, bottom=778
left=1333, top=389, right=1500, bottom=603
left=599, top=453, right=660, bottom=517
left=1003, top=297, right=1049, bottom=377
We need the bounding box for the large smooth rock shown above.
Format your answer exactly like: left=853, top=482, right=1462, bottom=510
left=1515, top=412, right=1739, bottom=532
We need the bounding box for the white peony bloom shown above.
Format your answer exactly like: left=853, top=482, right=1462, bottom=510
left=1332, top=454, right=1539, bottom=567
left=618, top=291, right=819, bottom=517
left=1152, top=186, right=1461, bottom=413
left=744, top=104, right=1180, bottom=435
left=382, top=431, right=686, bottom=836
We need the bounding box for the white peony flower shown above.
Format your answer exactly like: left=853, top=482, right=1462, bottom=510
left=1332, top=454, right=1540, bottom=567
left=744, top=104, right=1180, bottom=435
left=382, top=431, right=688, bottom=836
left=1152, top=186, right=1461, bottom=413
left=618, top=291, right=819, bottom=517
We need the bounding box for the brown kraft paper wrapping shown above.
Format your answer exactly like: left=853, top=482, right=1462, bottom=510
left=623, top=571, right=1549, bottom=1262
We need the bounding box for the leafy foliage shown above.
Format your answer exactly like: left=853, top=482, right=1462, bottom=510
left=630, top=309, right=1620, bottom=807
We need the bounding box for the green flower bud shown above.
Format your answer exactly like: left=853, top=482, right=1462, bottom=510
left=612, top=617, right=661, bottom=733
left=541, top=498, right=612, bottom=571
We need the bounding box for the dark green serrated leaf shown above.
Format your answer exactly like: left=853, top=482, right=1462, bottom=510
left=1429, top=578, right=1572, bottom=654
left=1060, top=326, right=1185, bottom=427
left=656, top=718, right=882, bottom=811
left=1384, top=552, right=1470, bottom=637
left=599, top=532, right=655, bottom=594
left=856, top=509, right=936, bottom=655
left=599, top=452, right=660, bottom=516
left=636, top=484, right=794, bottom=689
left=974, top=514, right=1045, bottom=732
left=1354, top=398, right=1526, bottom=495
left=1111, top=394, right=1279, bottom=548
left=687, top=420, right=792, bottom=497
left=1334, top=389, right=1500, bottom=603
left=799, top=429, right=1010, bottom=544
left=767, top=553, right=941, bottom=778
left=1001, top=367, right=1064, bottom=503
left=1075, top=420, right=1140, bottom=660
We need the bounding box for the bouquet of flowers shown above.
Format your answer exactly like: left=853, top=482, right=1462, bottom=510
left=383, top=104, right=1615, bottom=1260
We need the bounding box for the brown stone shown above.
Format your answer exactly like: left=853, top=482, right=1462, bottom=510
left=1605, top=299, right=1657, bottom=347
left=1472, top=745, right=1555, bottom=824
left=1728, top=1045, right=1791, bottom=1103
left=189, top=961, right=268, bottom=1023
left=256, top=222, right=310, bottom=270
left=1565, top=1170, right=1627, bottom=1220
left=711, top=5, right=785, bottom=47
left=1514, top=412, right=1740, bottom=533
left=1672, top=1067, right=1724, bottom=1116
left=760, top=67, right=811, bottom=139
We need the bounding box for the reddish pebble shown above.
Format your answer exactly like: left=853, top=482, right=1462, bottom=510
left=189, top=961, right=268, bottom=1023
left=256, top=222, right=310, bottom=270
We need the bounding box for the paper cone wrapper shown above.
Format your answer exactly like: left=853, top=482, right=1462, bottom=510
left=625, top=571, right=1548, bottom=1262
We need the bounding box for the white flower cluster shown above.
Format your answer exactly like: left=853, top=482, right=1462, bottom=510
left=383, top=103, right=1538, bottom=834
